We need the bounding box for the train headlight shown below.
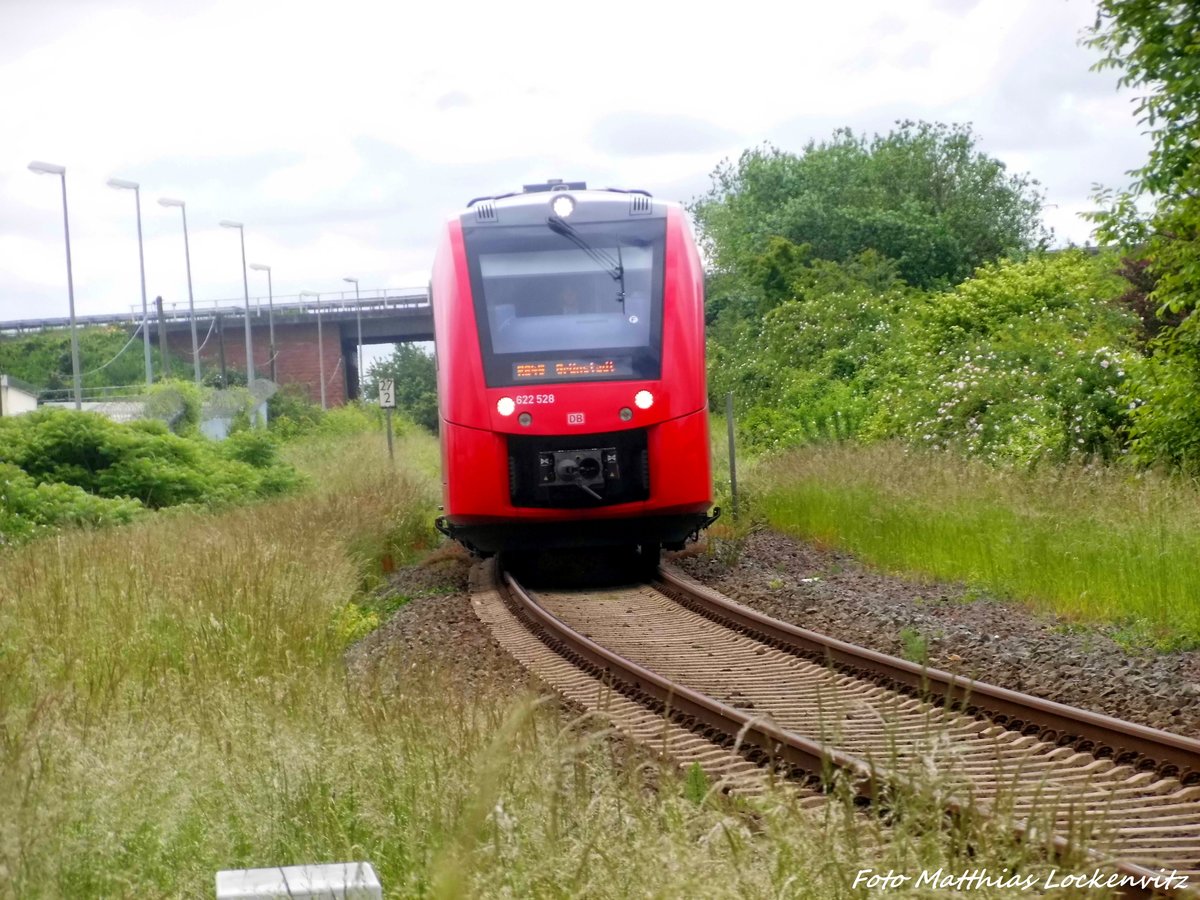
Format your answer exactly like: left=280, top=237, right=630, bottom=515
left=634, top=390, right=654, bottom=410
left=551, top=195, right=575, bottom=218
left=497, top=397, right=516, bottom=416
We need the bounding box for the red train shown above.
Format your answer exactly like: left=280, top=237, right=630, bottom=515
left=432, top=180, right=718, bottom=562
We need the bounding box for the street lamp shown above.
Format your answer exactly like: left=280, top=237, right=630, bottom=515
left=107, top=178, right=153, bottom=385
left=28, top=160, right=82, bottom=409
left=299, top=290, right=324, bottom=409
left=158, top=198, right=200, bottom=384
left=343, top=276, right=363, bottom=399
left=218, top=220, right=255, bottom=387
left=248, top=263, right=277, bottom=382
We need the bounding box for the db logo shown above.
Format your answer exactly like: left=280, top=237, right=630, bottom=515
left=567, top=412, right=586, bottom=425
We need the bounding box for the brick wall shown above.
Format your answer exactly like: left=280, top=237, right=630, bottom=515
left=166, top=320, right=349, bottom=406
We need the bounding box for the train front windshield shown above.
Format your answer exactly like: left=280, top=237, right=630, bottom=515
left=464, top=218, right=665, bottom=387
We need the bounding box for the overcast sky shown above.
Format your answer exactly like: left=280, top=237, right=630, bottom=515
left=1, top=0, right=1149, bottom=333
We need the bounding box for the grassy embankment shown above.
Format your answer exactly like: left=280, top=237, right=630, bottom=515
left=745, top=441, right=1200, bottom=649
left=0, top=424, right=1097, bottom=897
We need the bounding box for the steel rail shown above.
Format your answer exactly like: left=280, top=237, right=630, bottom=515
left=501, top=570, right=876, bottom=790
left=656, top=567, right=1200, bottom=783
left=497, top=567, right=1191, bottom=897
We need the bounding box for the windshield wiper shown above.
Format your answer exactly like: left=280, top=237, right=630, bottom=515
left=547, top=216, right=626, bottom=307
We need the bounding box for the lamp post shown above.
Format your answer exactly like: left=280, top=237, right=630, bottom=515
left=300, top=290, right=324, bottom=408
left=28, top=160, right=82, bottom=409
left=218, top=220, right=255, bottom=386
left=158, top=198, right=200, bottom=384
left=343, top=276, right=363, bottom=399
left=107, top=178, right=153, bottom=385
left=249, top=263, right=276, bottom=382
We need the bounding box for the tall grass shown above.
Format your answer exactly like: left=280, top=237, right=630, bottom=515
left=755, top=442, right=1200, bottom=647
left=0, top=429, right=1098, bottom=896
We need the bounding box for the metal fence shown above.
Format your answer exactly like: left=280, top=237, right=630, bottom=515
left=0, top=286, right=430, bottom=334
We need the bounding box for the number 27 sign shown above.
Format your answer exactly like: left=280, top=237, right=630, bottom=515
left=378, top=379, right=396, bottom=409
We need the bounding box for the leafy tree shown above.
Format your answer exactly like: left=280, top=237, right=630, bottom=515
left=707, top=255, right=910, bottom=450
left=365, top=343, right=438, bottom=432
left=691, top=122, right=1048, bottom=309
left=1087, top=1, right=1200, bottom=470
left=0, top=326, right=196, bottom=390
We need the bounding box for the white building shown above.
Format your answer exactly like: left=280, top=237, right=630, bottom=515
left=0, top=374, right=38, bottom=417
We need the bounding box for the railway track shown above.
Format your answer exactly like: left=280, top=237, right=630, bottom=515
left=472, top=559, right=1200, bottom=896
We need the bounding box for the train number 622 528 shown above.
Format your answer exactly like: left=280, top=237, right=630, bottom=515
left=514, top=394, right=556, bottom=405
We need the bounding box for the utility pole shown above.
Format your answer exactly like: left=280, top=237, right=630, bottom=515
left=726, top=392, right=738, bottom=520
left=155, top=296, right=171, bottom=377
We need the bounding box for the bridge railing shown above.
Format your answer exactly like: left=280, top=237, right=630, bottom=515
left=131, top=288, right=429, bottom=322
left=0, top=288, right=429, bottom=334
left=39, top=384, right=148, bottom=404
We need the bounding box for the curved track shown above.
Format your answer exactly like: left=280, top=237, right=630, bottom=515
left=473, top=560, right=1200, bottom=896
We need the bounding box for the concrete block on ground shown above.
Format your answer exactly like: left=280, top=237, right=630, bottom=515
left=215, top=861, right=382, bottom=899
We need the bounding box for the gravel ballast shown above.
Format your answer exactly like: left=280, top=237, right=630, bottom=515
left=346, top=548, right=534, bottom=697
left=349, top=533, right=1200, bottom=741
left=671, top=530, right=1200, bottom=738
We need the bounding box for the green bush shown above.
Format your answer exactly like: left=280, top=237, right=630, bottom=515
left=267, top=385, right=326, bottom=439
left=145, top=380, right=204, bottom=434
left=708, top=258, right=908, bottom=452
left=866, top=252, right=1136, bottom=463
left=267, top=388, right=390, bottom=443
left=0, top=409, right=304, bottom=524
left=222, top=429, right=281, bottom=469
left=1123, top=330, right=1200, bottom=472
left=709, top=250, right=1140, bottom=465
left=317, top=402, right=384, bottom=436
left=0, top=462, right=143, bottom=546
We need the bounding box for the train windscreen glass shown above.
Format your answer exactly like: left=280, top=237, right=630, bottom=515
left=464, top=218, right=665, bottom=387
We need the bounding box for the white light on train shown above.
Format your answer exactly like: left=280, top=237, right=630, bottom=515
left=634, top=390, right=654, bottom=410
left=551, top=195, right=575, bottom=218
left=497, top=397, right=516, bottom=416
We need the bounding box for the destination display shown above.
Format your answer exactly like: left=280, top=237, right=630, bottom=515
left=512, top=358, right=633, bottom=381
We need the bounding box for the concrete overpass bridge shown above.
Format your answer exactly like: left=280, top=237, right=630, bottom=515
left=0, top=287, right=434, bottom=406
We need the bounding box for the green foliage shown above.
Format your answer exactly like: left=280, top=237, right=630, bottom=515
left=1088, top=1, right=1200, bottom=206
left=1086, top=2, right=1200, bottom=471
left=691, top=122, right=1047, bottom=308
left=266, top=386, right=393, bottom=444
left=868, top=252, right=1136, bottom=464
left=365, top=343, right=438, bottom=432
left=144, top=380, right=204, bottom=434
left=0, top=462, right=142, bottom=545
left=0, top=326, right=194, bottom=391
left=328, top=601, right=380, bottom=646
left=712, top=250, right=1139, bottom=465
left=267, top=384, right=327, bottom=438
left=319, top=402, right=386, bottom=436
left=222, top=428, right=282, bottom=469
left=683, top=762, right=710, bottom=806
left=898, top=627, right=929, bottom=666
left=708, top=252, right=908, bottom=451
left=0, top=409, right=303, bottom=542
left=1122, top=330, right=1200, bottom=471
